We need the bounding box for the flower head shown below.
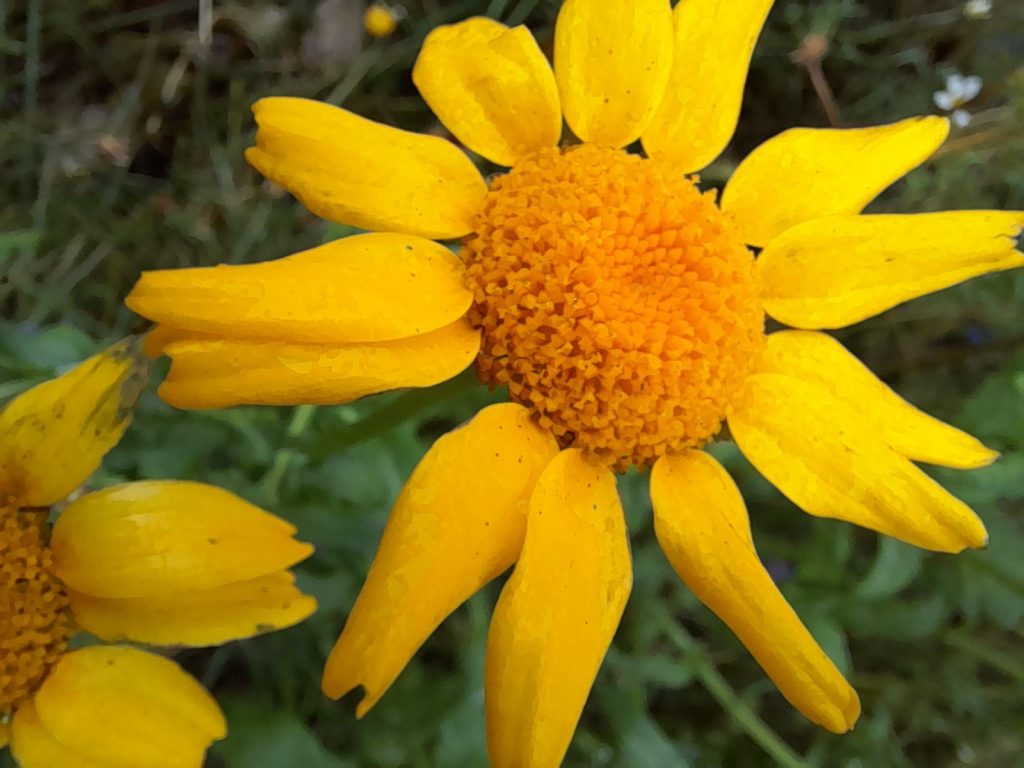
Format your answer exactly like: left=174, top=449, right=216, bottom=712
left=0, top=339, right=316, bottom=767
left=363, top=3, right=401, bottom=39
left=126, top=0, right=1024, bottom=764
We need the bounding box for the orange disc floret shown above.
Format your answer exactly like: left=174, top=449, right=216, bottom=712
left=1, top=501, right=73, bottom=714
left=462, top=145, right=764, bottom=471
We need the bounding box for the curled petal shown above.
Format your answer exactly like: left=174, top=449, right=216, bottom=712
left=728, top=373, right=988, bottom=553
left=643, top=0, right=774, bottom=172
left=0, top=337, right=148, bottom=507
left=554, top=0, right=674, bottom=147
left=157, top=320, right=480, bottom=409
left=245, top=97, right=486, bottom=238
left=652, top=450, right=859, bottom=733
left=322, top=403, right=559, bottom=715
left=51, top=480, right=313, bottom=598
left=756, top=211, right=1024, bottom=328
left=721, top=117, right=949, bottom=247
left=31, top=646, right=226, bottom=768
left=68, top=571, right=317, bottom=647
left=486, top=449, right=631, bottom=768
left=414, top=18, right=561, bottom=166
left=127, top=233, right=472, bottom=344
left=761, top=331, right=998, bottom=469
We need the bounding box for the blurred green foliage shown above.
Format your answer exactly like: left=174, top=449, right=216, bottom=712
left=2, top=0, right=1024, bottom=766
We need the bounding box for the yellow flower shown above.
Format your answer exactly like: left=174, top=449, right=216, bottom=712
left=126, top=0, right=1024, bottom=764
left=363, top=3, right=400, bottom=39
left=0, top=339, right=316, bottom=767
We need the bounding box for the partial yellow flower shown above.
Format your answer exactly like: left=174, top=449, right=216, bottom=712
left=125, top=0, right=1024, bottom=764
left=0, top=339, right=316, bottom=768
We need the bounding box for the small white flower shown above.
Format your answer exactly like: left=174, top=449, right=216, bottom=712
left=933, top=73, right=982, bottom=126
left=964, top=0, right=992, bottom=19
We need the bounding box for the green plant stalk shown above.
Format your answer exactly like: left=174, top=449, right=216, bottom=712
left=661, top=618, right=811, bottom=768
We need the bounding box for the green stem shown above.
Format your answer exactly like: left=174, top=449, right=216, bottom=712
left=945, top=629, right=1024, bottom=684
left=261, top=404, right=317, bottom=505
left=661, top=619, right=811, bottom=768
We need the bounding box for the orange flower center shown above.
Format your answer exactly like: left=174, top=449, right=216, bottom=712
left=462, top=145, right=764, bottom=471
left=1, top=500, right=73, bottom=714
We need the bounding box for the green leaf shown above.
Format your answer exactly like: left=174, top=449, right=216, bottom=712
left=214, top=702, right=354, bottom=768
left=857, top=537, right=924, bottom=599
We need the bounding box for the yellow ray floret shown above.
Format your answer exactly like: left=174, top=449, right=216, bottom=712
left=760, top=331, right=999, bottom=469
left=10, top=701, right=106, bottom=768
left=50, top=480, right=313, bottom=597
left=554, top=0, right=673, bottom=147
left=0, top=338, right=147, bottom=507
left=155, top=320, right=479, bottom=409
left=413, top=18, right=561, bottom=167
left=643, top=0, right=774, bottom=172
left=756, top=211, right=1024, bottom=328
left=322, top=403, right=558, bottom=715
left=651, top=450, right=859, bottom=734
left=127, top=233, right=473, bottom=344
left=728, top=374, right=988, bottom=553
left=245, top=97, right=487, bottom=239
left=67, top=571, right=316, bottom=647
left=485, top=449, right=632, bottom=768
left=27, top=646, right=226, bottom=768
left=722, top=116, right=950, bottom=246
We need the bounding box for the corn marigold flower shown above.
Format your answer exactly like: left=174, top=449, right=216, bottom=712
left=0, top=339, right=316, bottom=768
left=126, top=0, right=1024, bottom=764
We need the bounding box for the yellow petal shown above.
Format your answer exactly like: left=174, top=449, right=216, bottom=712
left=0, top=338, right=148, bottom=507
left=157, top=320, right=480, bottom=409
left=757, top=211, right=1024, bottom=327
left=721, top=117, right=950, bottom=247
left=485, top=449, right=631, bottom=768
left=51, top=480, right=313, bottom=598
left=11, top=701, right=107, bottom=768
left=245, top=97, right=486, bottom=239
left=554, top=0, right=674, bottom=147
left=651, top=450, right=859, bottom=733
left=413, top=18, right=561, bottom=167
left=32, top=646, right=226, bottom=768
left=728, top=373, right=988, bottom=553
left=322, top=403, right=558, bottom=715
left=642, top=0, right=774, bottom=172
left=68, top=571, right=316, bottom=647
left=761, top=331, right=998, bottom=469
left=126, top=233, right=472, bottom=344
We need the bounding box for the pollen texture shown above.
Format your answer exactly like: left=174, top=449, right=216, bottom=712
left=463, top=145, right=764, bottom=470
left=1, top=500, right=73, bottom=714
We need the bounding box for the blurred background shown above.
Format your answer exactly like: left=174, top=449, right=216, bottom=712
left=2, top=1, right=1023, bottom=766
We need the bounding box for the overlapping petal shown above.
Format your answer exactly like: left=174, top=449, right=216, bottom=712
left=245, top=97, right=487, bottom=238
left=154, top=320, right=479, bottom=409
left=721, top=117, right=950, bottom=246
left=651, top=450, right=859, bottom=733
left=761, top=331, right=998, bottom=469
left=68, top=571, right=316, bottom=647
left=554, top=0, right=673, bottom=148
left=29, top=646, right=226, bottom=768
left=322, top=403, right=558, bottom=715
left=0, top=338, right=148, bottom=507
left=728, top=373, right=988, bottom=553
left=756, top=211, right=1024, bottom=327
left=10, top=701, right=107, bottom=768
left=643, top=0, right=774, bottom=172
left=127, top=233, right=473, bottom=344
left=485, top=449, right=631, bottom=768
left=51, top=480, right=313, bottom=598
left=413, top=18, right=561, bottom=166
